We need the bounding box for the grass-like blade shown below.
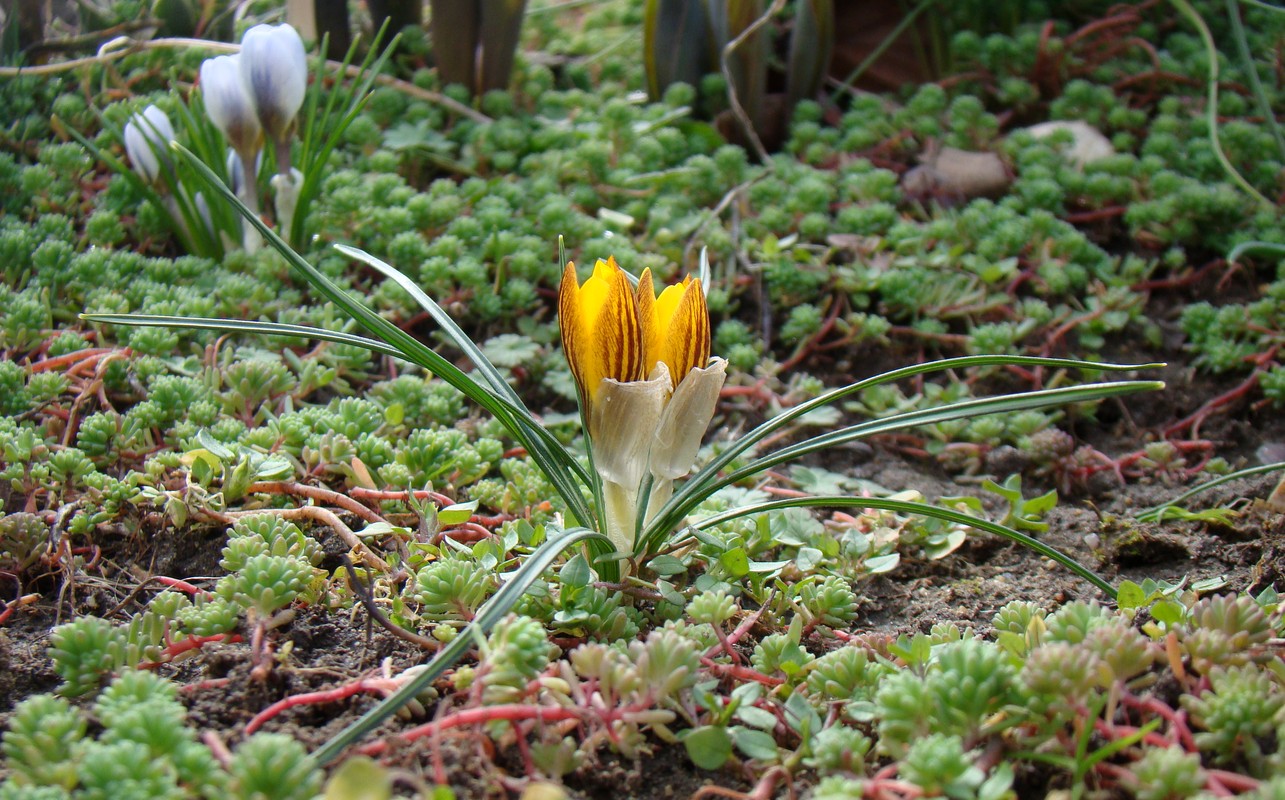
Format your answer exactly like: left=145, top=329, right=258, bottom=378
left=693, top=495, right=1116, bottom=598
left=312, top=525, right=610, bottom=763
left=78, top=313, right=406, bottom=361
left=291, top=23, right=399, bottom=248
left=646, top=379, right=1163, bottom=552
left=724, top=380, right=1165, bottom=488
left=335, top=244, right=525, bottom=409
left=168, top=142, right=595, bottom=528
left=336, top=243, right=593, bottom=492
left=646, top=356, right=1161, bottom=550
left=1136, top=461, right=1285, bottom=522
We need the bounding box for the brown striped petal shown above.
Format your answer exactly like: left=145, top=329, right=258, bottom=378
left=558, top=258, right=645, bottom=428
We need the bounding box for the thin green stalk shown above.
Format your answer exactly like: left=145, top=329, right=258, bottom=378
left=1227, top=240, right=1285, bottom=263
left=335, top=244, right=593, bottom=492
left=645, top=379, right=1161, bottom=554
left=1226, top=0, right=1285, bottom=162
left=1170, top=0, right=1273, bottom=208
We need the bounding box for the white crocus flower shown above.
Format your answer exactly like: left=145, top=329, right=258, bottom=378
left=122, top=105, right=175, bottom=185
left=200, top=55, right=262, bottom=168
left=201, top=54, right=264, bottom=252
left=239, top=23, right=307, bottom=168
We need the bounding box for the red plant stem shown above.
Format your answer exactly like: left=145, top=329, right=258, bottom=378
left=27, top=348, right=121, bottom=373
left=436, top=522, right=496, bottom=543
left=761, top=486, right=811, bottom=499
left=1063, top=205, right=1127, bottom=224
left=245, top=481, right=385, bottom=524
left=357, top=704, right=585, bottom=755
left=245, top=676, right=403, bottom=734
left=349, top=487, right=456, bottom=505
left=717, top=600, right=769, bottom=653
left=700, top=658, right=785, bottom=686
left=1130, top=259, right=1224, bottom=292
left=1206, top=769, right=1260, bottom=793
left=1120, top=692, right=1198, bottom=752
left=180, top=677, right=232, bottom=692
left=1163, top=369, right=1267, bottom=438
left=1093, top=718, right=1173, bottom=749
left=138, top=633, right=242, bottom=668
left=153, top=576, right=209, bottom=596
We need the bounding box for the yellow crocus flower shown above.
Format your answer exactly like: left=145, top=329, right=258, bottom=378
left=558, top=256, right=727, bottom=557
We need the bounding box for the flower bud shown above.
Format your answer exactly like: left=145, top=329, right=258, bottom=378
left=122, top=105, right=175, bottom=185
left=239, top=23, right=307, bottom=143
left=200, top=54, right=262, bottom=159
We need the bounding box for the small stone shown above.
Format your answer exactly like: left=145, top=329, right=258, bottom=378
left=1021, top=120, right=1114, bottom=168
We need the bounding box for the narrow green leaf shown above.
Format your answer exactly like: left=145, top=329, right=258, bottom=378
left=313, top=526, right=609, bottom=763
left=78, top=314, right=405, bottom=360
left=335, top=244, right=592, bottom=494
left=646, top=373, right=1162, bottom=548
left=1136, top=460, right=1285, bottom=522
left=168, top=142, right=595, bottom=529
left=694, top=496, right=1117, bottom=598
left=645, top=355, right=1160, bottom=553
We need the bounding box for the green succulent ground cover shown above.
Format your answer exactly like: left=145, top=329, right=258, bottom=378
left=1, top=0, right=1285, bottom=798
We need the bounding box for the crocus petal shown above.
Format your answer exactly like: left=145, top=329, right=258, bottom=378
left=239, top=23, right=307, bottom=142
left=590, top=365, right=671, bottom=489
left=558, top=258, right=645, bottom=427
left=638, top=268, right=710, bottom=388
left=650, top=357, right=727, bottom=480
left=123, top=105, right=174, bottom=184
left=201, top=55, right=262, bottom=158
left=591, top=365, right=671, bottom=553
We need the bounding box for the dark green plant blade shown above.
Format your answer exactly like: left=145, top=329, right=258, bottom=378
left=335, top=244, right=524, bottom=408
left=693, top=495, right=1116, bottom=597
left=292, top=23, right=399, bottom=248
left=786, top=0, right=834, bottom=110
left=478, top=0, right=527, bottom=93
left=336, top=243, right=594, bottom=493
left=724, top=381, right=1165, bottom=488
left=643, top=0, right=713, bottom=99
left=429, top=0, right=480, bottom=94
left=312, top=525, right=610, bottom=763
left=646, top=379, right=1162, bottom=546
